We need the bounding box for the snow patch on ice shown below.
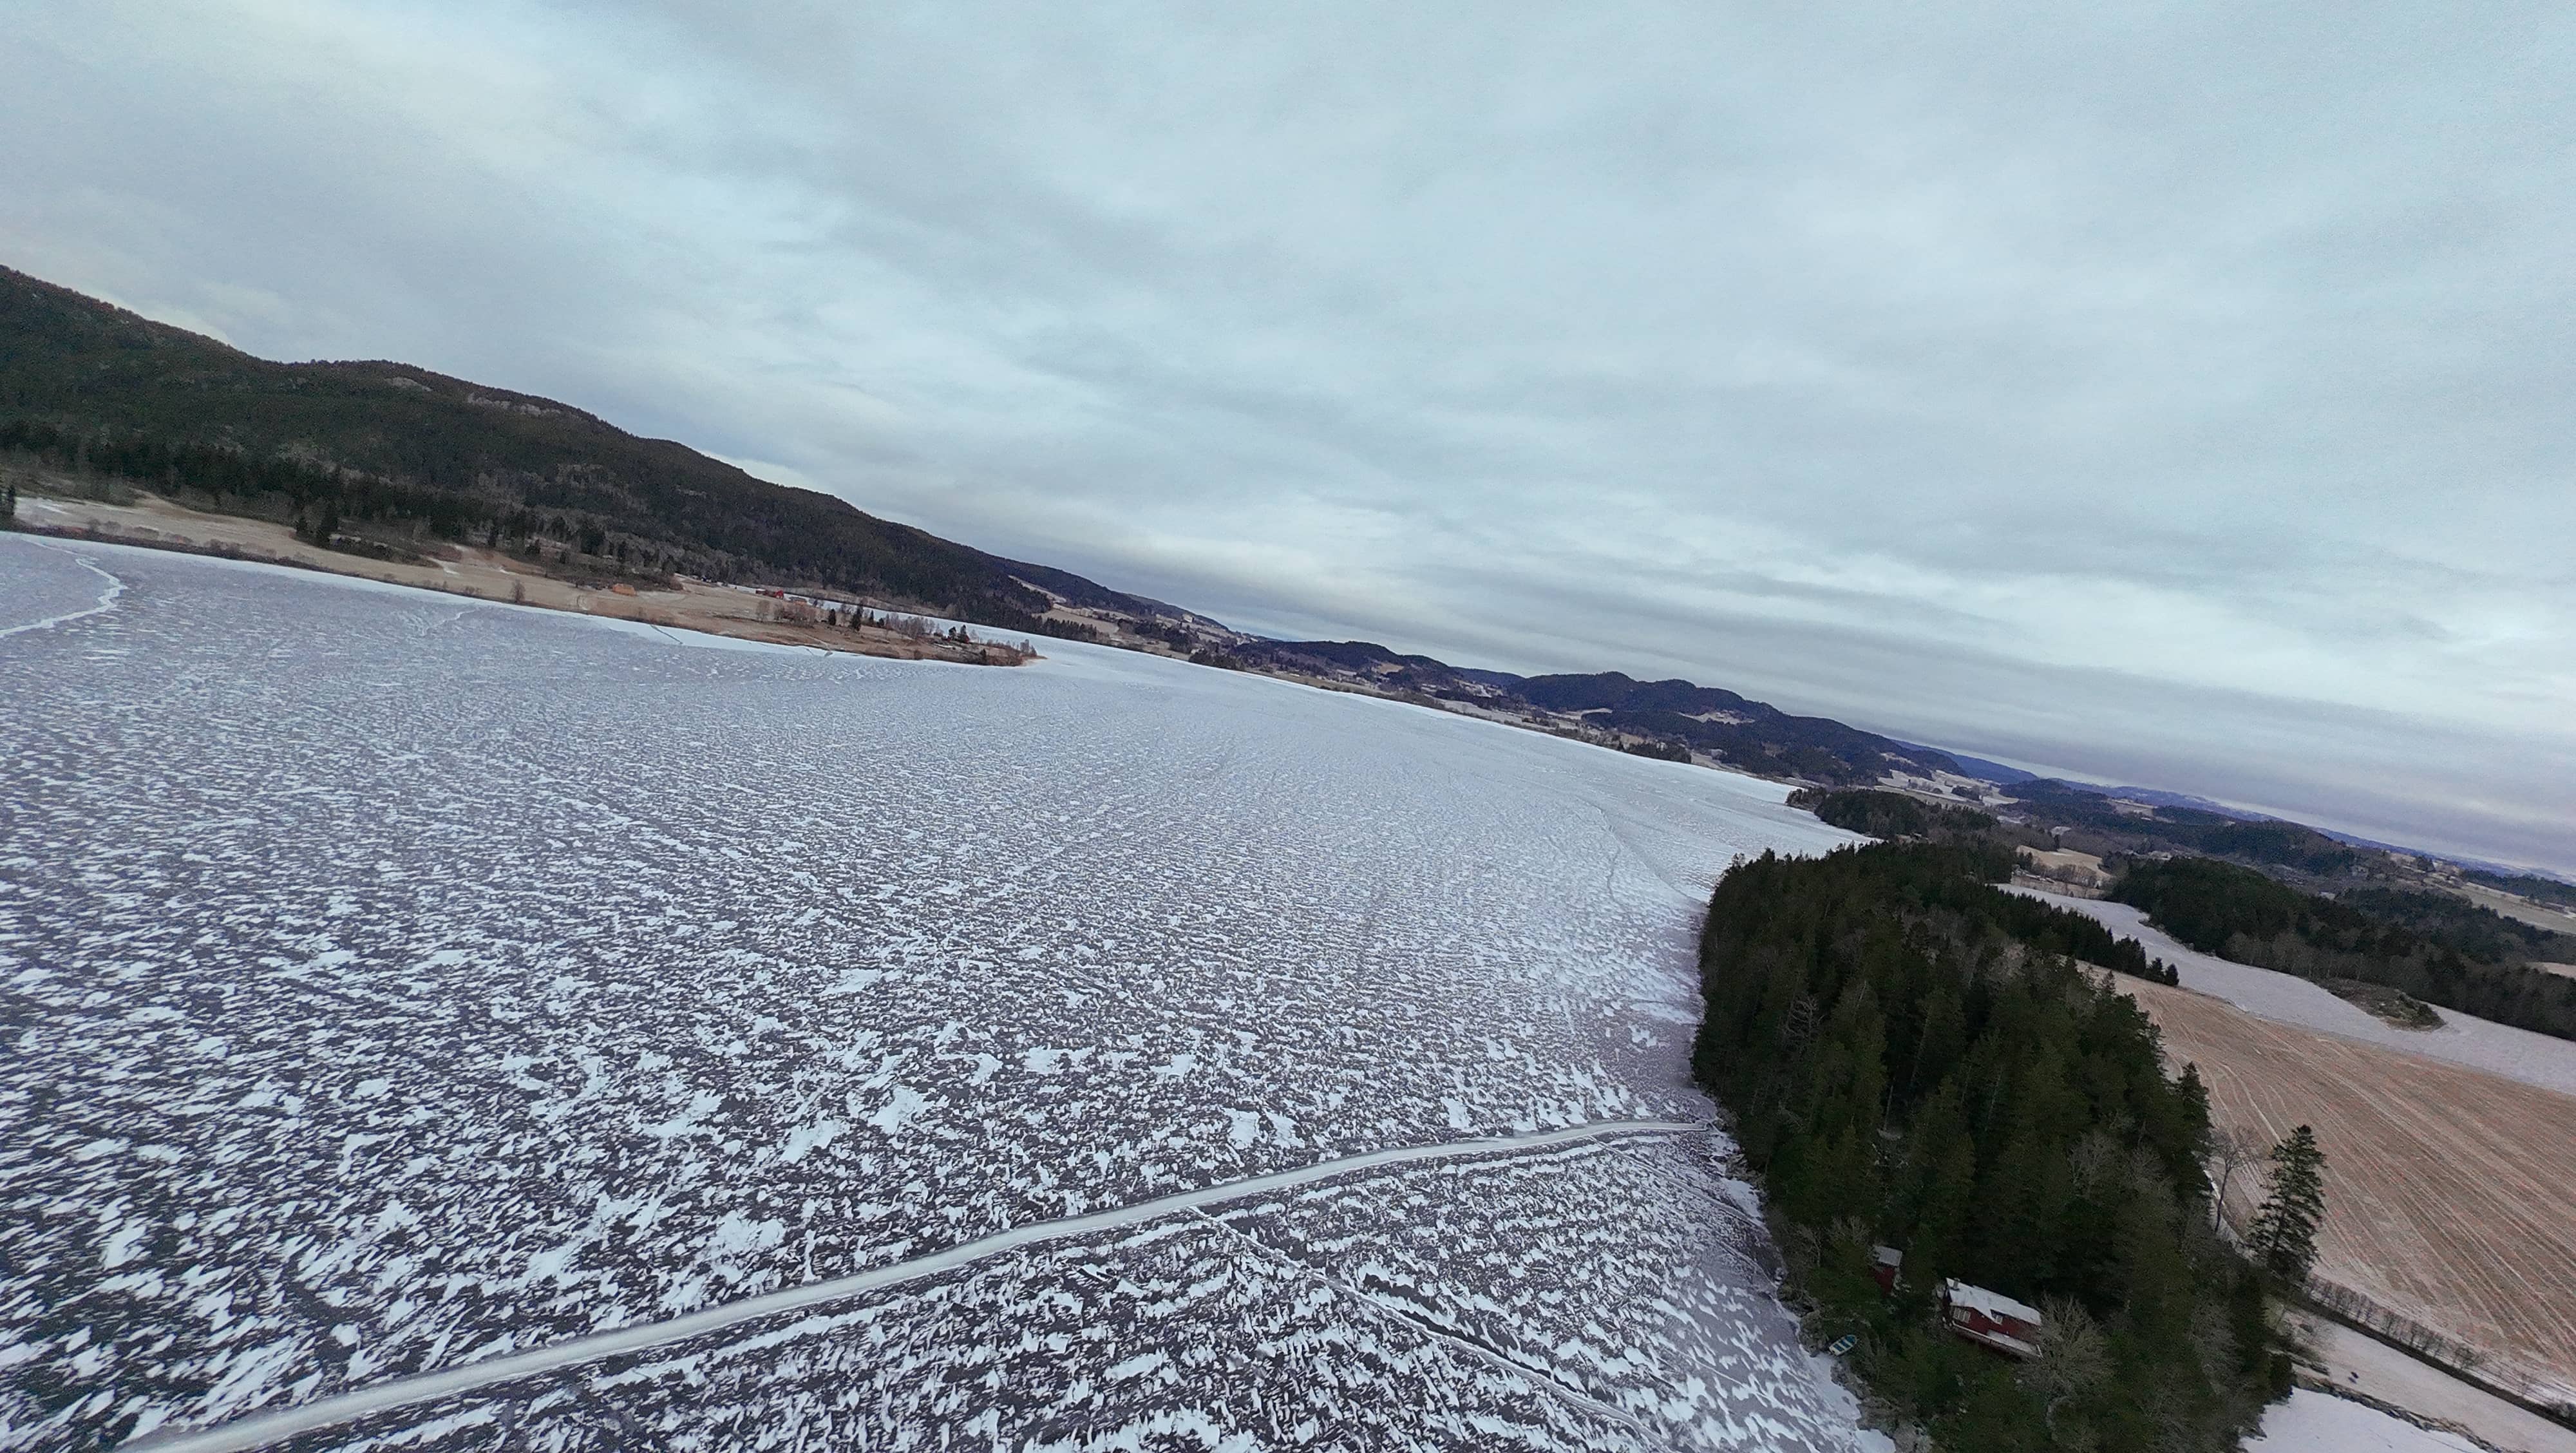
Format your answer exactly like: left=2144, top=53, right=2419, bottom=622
left=868, top=1087, right=931, bottom=1136
left=778, top=1119, right=845, bottom=1164
left=709, top=1213, right=785, bottom=1257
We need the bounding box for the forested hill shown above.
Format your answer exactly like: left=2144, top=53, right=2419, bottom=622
left=1224, top=638, right=1965, bottom=784
left=0, top=265, right=1169, bottom=628
left=2000, top=779, right=2369, bottom=876
left=1696, top=842, right=2285, bottom=1450
left=1516, top=670, right=1963, bottom=782
left=1797, top=788, right=2576, bottom=1040
left=2112, top=857, right=2576, bottom=1038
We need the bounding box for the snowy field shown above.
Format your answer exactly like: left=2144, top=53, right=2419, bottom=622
left=2287, top=1316, right=2576, bottom=1453
left=2013, top=889, right=2576, bottom=1099
left=0, top=537, right=1869, bottom=1450
left=2248, top=1391, right=2485, bottom=1453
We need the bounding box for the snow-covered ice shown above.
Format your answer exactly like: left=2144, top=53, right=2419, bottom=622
left=0, top=537, right=1866, bottom=1450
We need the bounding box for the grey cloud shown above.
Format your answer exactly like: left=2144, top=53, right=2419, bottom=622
left=5, top=1, right=2571, bottom=869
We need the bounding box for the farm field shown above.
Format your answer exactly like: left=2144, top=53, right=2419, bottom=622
left=2456, top=882, right=2576, bottom=937
left=2020, top=888, right=2576, bottom=1099
left=0, top=536, right=1871, bottom=1451
left=2112, top=975, right=2576, bottom=1408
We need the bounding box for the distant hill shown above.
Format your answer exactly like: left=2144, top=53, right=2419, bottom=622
left=1998, top=779, right=2365, bottom=877
left=3, top=263, right=2276, bottom=799
left=1219, top=643, right=1960, bottom=786
left=1229, top=638, right=1493, bottom=697
left=1512, top=670, right=1965, bottom=783
left=1893, top=743, right=2038, bottom=785
left=0, top=265, right=1170, bottom=629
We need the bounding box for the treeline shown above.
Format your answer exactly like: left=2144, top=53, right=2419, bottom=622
left=0, top=420, right=691, bottom=571
left=1620, top=738, right=1691, bottom=763
left=1696, top=843, right=2284, bottom=1451
left=2000, top=783, right=2362, bottom=877
left=2114, top=859, right=2576, bottom=1040
left=1791, top=791, right=2177, bottom=982
left=2465, top=868, right=2576, bottom=912
left=1028, top=616, right=1104, bottom=643
left=1794, top=786, right=2000, bottom=844
left=2338, top=885, right=2576, bottom=964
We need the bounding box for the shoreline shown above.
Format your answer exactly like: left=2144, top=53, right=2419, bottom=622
left=4, top=493, right=1035, bottom=667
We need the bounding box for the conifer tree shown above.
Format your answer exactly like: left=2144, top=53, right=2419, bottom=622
left=2247, top=1125, right=2326, bottom=1284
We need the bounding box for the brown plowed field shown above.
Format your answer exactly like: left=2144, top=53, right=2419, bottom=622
left=2117, top=976, right=2576, bottom=1398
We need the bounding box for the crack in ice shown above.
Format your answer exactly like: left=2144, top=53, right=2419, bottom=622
left=1, top=541, right=126, bottom=639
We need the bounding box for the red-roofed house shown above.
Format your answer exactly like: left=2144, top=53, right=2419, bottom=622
left=1940, top=1279, right=2042, bottom=1358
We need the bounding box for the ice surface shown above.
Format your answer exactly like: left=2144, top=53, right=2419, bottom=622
left=0, top=538, right=124, bottom=640
left=0, top=537, right=1866, bottom=1450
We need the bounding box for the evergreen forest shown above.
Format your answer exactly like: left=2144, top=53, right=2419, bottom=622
left=2114, top=858, right=2576, bottom=1040
left=1795, top=787, right=2007, bottom=846
left=1696, top=842, right=2286, bottom=1450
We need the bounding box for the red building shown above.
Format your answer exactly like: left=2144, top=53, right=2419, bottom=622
left=1940, top=1279, right=2043, bottom=1358
left=1870, top=1244, right=1904, bottom=1294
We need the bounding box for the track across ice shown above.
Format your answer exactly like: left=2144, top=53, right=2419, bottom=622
left=1, top=538, right=1871, bottom=1451
left=124, top=1119, right=1702, bottom=1453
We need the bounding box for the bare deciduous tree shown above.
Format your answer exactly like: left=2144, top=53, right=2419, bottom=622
left=2206, top=1126, right=2266, bottom=1232
left=2023, top=1295, right=2110, bottom=1450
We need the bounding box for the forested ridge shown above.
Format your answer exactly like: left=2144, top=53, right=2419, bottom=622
left=2, top=267, right=2023, bottom=786
left=1792, top=789, right=2576, bottom=1041
left=2114, top=858, right=2576, bottom=1040
left=1696, top=842, right=2286, bottom=1450
left=1218, top=643, right=1969, bottom=785
left=1795, top=786, right=2004, bottom=846
left=1998, top=781, right=2367, bottom=877
left=0, top=265, right=1157, bottom=629
left=1516, top=672, right=1964, bottom=784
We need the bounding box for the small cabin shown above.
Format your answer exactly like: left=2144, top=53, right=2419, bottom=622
left=1940, top=1279, right=2042, bottom=1358
left=1870, top=1245, right=1904, bottom=1294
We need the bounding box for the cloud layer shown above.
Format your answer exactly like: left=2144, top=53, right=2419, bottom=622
left=7, top=3, right=2571, bottom=869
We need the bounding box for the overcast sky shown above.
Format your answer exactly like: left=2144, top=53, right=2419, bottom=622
left=7, top=3, right=2572, bottom=873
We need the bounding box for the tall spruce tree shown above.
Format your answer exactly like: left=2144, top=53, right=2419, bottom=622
left=2247, top=1126, right=2326, bottom=1284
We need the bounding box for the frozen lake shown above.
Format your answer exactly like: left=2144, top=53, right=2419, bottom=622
left=0, top=537, right=1866, bottom=1451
